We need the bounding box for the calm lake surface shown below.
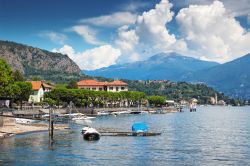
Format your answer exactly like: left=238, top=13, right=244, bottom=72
left=1, top=106, right=250, bottom=166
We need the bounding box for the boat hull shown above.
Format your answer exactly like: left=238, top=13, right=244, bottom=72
left=83, top=132, right=100, bottom=141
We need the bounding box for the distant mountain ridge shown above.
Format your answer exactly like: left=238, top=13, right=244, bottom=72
left=85, top=52, right=250, bottom=99
left=84, top=52, right=219, bottom=80
left=186, top=53, right=250, bottom=99
left=0, top=40, right=80, bottom=77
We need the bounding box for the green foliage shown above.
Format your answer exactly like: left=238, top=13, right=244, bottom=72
left=13, top=82, right=32, bottom=109
left=147, top=96, right=166, bottom=107
left=12, top=70, right=25, bottom=81
left=43, top=98, right=56, bottom=106
left=32, top=76, right=42, bottom=81
left=45, top=88, right=146, bottom=108
left=0, top=58, right=14, bottom=97
left=67, top=80, right=78, bottom=89
left=126, top=80, right=230, bottom=105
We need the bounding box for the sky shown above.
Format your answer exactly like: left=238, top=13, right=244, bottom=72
left=0, top=0, right=250, bottom=70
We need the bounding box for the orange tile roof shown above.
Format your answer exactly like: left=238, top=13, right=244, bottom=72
left=77, top=80, right=105, bottom=86
left=107, top=80, right=127, bottom=86
left=31, top=81, right=42, bottom=90
left=77, top=80, right=127, bottom=86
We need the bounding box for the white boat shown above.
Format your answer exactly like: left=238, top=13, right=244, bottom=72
left=72, top=116, right=95, bottom=121
left=82, top=127, right=101, bottom=141
left=119, top=110, right=132, bottom=115
left=97, top=111, right=110, bottom=116
left=15, top=118, right=40, bottom=124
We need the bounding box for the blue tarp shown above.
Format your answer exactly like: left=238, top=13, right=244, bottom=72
left=132, top=122, right=148, bottom=132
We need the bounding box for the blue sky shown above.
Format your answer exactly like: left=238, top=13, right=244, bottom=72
left=0, top=0, right=250, bottom=70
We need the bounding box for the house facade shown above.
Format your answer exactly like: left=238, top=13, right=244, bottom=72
left=28, top=81, right=45, bottom=103
left=77, top=80, right=128, bottom=92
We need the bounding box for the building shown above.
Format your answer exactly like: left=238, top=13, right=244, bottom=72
left=28, top=81, right=45, bottom=103
left=77, top=80, right=128, bottom=92
left=42, top=82, right=53, bottom=92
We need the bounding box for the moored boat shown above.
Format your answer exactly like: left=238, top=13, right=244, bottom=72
left=82, top=127, right=101, bottom=141
left=131, top=122, right=148, bottom=136
left=15, top=118, right=40, bottom=124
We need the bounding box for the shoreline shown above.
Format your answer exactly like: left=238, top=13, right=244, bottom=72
left=0, top=117, right=69, bottom=139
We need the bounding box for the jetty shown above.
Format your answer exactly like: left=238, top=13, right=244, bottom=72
left=99, top=131, right=161, bottom=136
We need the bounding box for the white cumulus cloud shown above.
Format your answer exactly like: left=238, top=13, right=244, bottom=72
left=115, top=0, right=178, bottom=63
left=71, top=25, right=104, bottom=45
left=115, top=26, right=139, bottom=61
left=53, top=45, right=121, bottom=70
left=176, top=1, right=250, bottom=63
left=80, top=12, right=137, bottom=27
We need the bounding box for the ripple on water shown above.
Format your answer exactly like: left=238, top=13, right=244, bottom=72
left=0, top=106, right=250, bottom=165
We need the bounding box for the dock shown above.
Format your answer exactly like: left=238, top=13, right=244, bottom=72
left=99, top=131, right=161, bottom=136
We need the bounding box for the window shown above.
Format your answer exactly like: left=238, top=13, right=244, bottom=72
left=92, top=87, right=96, bottom=90
left=99, top=88, right=102, bottom=91
left=116, top=87, right=119, bottom=91
left=121, top=87, right=125, bottom=90
left=109, top=87, right=113, bottom=90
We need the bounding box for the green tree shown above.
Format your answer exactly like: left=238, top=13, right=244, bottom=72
left=13, top=70, right=25, bottom=81
left=0, top=59, right=14, bottom=97
left=147, top=95, right=166, bottom=107
left=67, top=80, right=78, bottom=89
left=32, top=76, right=42, bottom=81
left=14, top=82, right=32, bottom=110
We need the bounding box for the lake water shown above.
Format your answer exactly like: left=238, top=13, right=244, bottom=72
left=1, top=106, right=250, bottom=166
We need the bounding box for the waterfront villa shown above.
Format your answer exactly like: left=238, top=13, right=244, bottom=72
left=28, top=81, right=45, bottom=103
left=77, top=80, right=128, bottom=92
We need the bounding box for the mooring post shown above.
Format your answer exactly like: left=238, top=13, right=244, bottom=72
left=49, top=108, right=54, bottom=142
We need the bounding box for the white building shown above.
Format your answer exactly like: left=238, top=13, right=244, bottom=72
left=28, top=81, right=45, bottom=103
left=77, top=80, right=128, bottom=92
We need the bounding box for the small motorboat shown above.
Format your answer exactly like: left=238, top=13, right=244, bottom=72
left=97, top=111, right=110, bottom=116
left=82, top=127, right=101, bottom=141
left=72, top=116, right=95, bottom=121
left=132, top=122, right=148, bottom=136
left=15, top=118, right=40, bottom=124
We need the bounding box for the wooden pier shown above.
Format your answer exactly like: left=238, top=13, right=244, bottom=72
left=99, top=131, right=161, bottom=137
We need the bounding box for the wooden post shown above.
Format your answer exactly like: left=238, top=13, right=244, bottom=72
left=0, top=110, right=3, bottom=127
left=49, top=108, right=54, bottom=142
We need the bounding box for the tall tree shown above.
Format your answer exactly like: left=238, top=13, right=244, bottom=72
left=0, top=59, right=14, bottom=97
left=14, top=82, right=32, bottom=110
left=147, top=96, right=166, bottom=107
left=67, top=80, right=78, bottom=89
left=13, top=70, right=25, bottom=81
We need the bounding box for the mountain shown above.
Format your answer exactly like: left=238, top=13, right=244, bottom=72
left=187, top=53, right=250, bottom=99
left=84, top=52, right=219, bottom=80
left=0, top=40, right=81, bottom=81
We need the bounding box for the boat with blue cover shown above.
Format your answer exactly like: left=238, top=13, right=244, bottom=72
left=132, top=122, right=149, bottom=136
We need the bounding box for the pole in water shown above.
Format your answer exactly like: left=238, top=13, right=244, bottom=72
left=49, top=108, right=54, bottom=143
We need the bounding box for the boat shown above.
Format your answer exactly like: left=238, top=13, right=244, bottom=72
left=119, top=110, right=132, bottom=115
left=110, top=111, right=121, bottom=116
left=72, top=116, right=95, bottom=121
left=82, top=127, right=101, bottom=141
left=97, top=111, right=110, bottom=116
left=130, top=110, right=148, bottom=114
left=15, top=118, right=40, bottom=124
left=131, top=122, right=148, bottom=136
